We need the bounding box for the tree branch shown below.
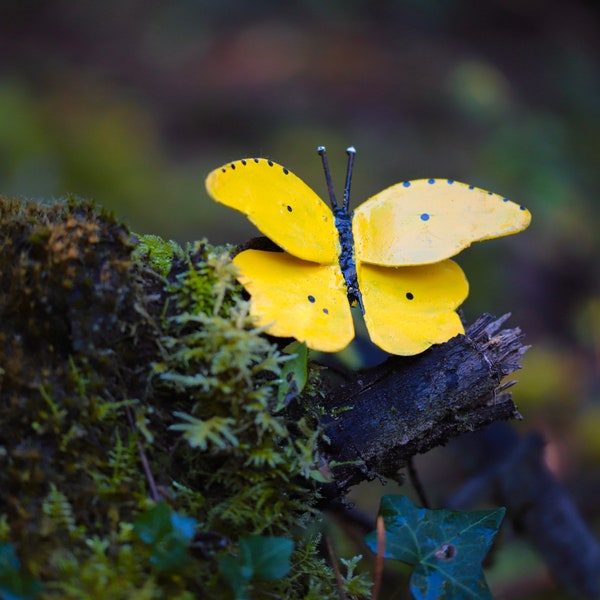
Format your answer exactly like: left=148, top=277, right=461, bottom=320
left=320, top=314, right=528, bottom=494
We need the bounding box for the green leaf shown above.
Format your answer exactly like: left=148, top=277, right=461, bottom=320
left=134, top=503, right=197, bottom=573
left=219, top=555, right=253, bottom=600
left=170, top=511, right=197, bottom=541
left=134, top=502, right=173, bottom=545
left=0, top=543, right=41, bottom=600
left=277, top=342, right=308, bottom=410
left=365, top=495, right=505, bottom=600
left=219, top=536, right=294, bottom=599
left=241, top=536, right=294, bottom=581
left=0, top=545, right=20, bottom=572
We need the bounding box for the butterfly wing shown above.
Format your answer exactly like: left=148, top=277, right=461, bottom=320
left=357, top=260, right=468, bottom=355
left=234, top=250, right=354, bottom=352
left=353, top=179, right=531, bottom=266
left=206, top=158, right=339, bottom=264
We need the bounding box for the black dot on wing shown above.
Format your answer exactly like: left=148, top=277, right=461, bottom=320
left=406, top=292, right=414, bottom=300
left=221, top=167, right=226, bottom=173
left=268, top=160, right=273, bottom=167
left=241, top=159, right=247, bottom=165
left=283, top=167, right=289, bottom=175
left=230, top=163, right=236, bottom=170
left=307, top=295, right=316, bottom=303
left=286, top=205, right=293, bottom=212
left=323, top=308, right=329, bottom=315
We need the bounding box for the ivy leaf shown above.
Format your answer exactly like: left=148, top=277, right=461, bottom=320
left=134, top=502, right=197, bottom=573
left=365, top=495, right=505, bottom=600
left=0, top=543, right=41, bottom=600
left=242, top=536, right=294, bottom=580
left=219, top=536, right=294, bottom=599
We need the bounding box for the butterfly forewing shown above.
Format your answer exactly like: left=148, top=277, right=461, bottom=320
left=353, top=179, right=531, bottom=266
left=206, top=159, right=339, bottom=264
left=234, top=250, right=354, bottom=352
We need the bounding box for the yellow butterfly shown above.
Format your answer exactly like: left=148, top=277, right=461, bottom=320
left=206, top=147, right=531, bottom=355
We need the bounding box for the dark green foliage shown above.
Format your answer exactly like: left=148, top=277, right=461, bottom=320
left=134, top=503, right=197, bottom=573
left=219, top=536, right=294, bottom=599
left=366, top=495, right=506, bottom=599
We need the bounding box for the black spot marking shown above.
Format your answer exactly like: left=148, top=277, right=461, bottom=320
left=286, top=205, right=293, bottom=212
left=230, top=163, right=236, bottom=170
left=241, top=159, right=247, bottom=165
left=221, top=167, right=226, bottom=173
left=406, top=292, right=414, bottom=300
left=323, top=308, right=329, bottom=314
left=253, top=158, right=259, bottom=163
left=283, top=167, right=289, bottom=175
left=268, top=160, right=273, bottom=167
left=307, top=295, right=316, bottom=303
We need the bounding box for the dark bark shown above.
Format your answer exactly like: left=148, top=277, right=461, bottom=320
left=321, top=313, right=527, bottom=494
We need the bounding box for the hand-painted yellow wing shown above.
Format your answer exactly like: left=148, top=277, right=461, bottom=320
left=234, top=250, right=354, bottom=352
left=206, top=158, right=339, bottom=264
left=357, top=260, right=468, bottom=355
left=353, top=179, right=531, bottom=266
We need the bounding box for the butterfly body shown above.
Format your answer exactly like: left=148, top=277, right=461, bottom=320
left=331, top=205, right=363, bottom=310
left=206, top=149, right=531, bottom=355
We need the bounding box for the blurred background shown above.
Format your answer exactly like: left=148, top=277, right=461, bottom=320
left=1, top=1, right=599, bottom=597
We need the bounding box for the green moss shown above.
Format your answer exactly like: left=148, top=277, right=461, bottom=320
left=0, top=196, right=369, bottom=599
left=132, top=234, right=184, bottom=278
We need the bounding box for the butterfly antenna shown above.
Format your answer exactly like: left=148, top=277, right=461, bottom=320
left=343, top=146, right=356, bottom=212
left=317, top=146, right=338, bottom=210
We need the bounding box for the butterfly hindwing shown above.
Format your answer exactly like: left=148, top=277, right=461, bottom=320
left=353, top=179, right=532, bottom=266
left=233, top=250, right=354, bottom=352
left=357, top=260, right=468, bottom=355
left=206, top=158, right=339, bottom=264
